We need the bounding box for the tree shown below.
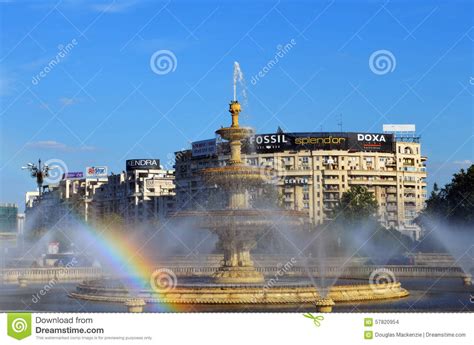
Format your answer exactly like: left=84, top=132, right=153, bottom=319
left=332, top=185, right=378, bottom=225
left=419, top=165, right=474, bottom=227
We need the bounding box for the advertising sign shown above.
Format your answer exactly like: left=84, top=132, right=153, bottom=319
left=249, top=132, right=393, bottom=153
left=192, top=139, right=217, bottom=157
left=126, top=159, right=161, bottom=171
left=383, top=124, right=416, bottom=132
left=347, top=133, right=393, bottom=152
left=86, top=166, right=108, bottom=177
left=290, top=133, right=348, bottom=151
left=249, top=133, right=289, bottom=152
left=284, top=177, right=310, bottom=185
left=202, top=132, right=394, bottom=155
left=64, top=172, right=83, bottom=179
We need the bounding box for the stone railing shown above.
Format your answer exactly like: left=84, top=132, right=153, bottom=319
left=165, top=265, right=466, bottom=279
left=0, top=267, right=103, bottom=283
left=1, top=263, right=467, bottom=284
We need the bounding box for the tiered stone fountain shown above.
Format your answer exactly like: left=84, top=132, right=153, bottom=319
left=177, top=100, right=308, bottom=284
left=70, top=99, right=409, bottom=310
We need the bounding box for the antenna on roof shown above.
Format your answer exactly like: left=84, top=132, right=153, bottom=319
left=337, top=113, right=343, bottom=132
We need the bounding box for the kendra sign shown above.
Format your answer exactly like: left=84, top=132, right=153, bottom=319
left=126, top=159, right=161, bottom=171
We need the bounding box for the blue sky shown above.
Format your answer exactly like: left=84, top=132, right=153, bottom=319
left=0, top=0, right=473, bottom=209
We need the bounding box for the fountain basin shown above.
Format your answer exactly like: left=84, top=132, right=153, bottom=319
left=70, top=279, right=409, bottom=307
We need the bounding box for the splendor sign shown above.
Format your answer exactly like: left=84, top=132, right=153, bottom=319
left=249, top=132, right=393, bottom=153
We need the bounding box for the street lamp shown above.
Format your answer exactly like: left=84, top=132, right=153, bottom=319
left=22, top=159, right=52, bottom=197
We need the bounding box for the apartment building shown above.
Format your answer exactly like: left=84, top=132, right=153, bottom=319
left=174, top=131, right=427, bottom=239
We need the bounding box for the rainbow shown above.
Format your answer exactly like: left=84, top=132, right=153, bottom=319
left=76, top=220, right=186, bottom=312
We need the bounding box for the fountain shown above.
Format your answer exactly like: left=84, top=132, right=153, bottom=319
left=70, top=64, right=410, bottom=310
left=176, top=100, right=309, bottom=284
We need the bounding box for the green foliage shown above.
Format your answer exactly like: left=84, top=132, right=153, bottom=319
left=332, top=186, right=378, bottom=225
left=316, top=186, right=414, bottom=257
left=420, top=164, right=474, bottom=227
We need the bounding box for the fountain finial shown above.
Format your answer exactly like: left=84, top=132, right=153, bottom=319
left=229, top=100, right=241, bottom=128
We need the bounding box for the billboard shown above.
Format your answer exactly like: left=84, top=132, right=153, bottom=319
left=249, top=132, right=393, bottom=153
left=347, top=133, right=393, bottom=152
left=126, top=159, right=161, bottom=171
left=86, top=166, right=108, bottom=177
left=64, top=172, right=83, bottom=179
left=192, top=139, right=217, bottom=157
left=383, top=124, right=416, bottom=132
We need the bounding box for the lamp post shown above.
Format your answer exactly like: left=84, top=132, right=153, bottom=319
left=22, top=159, right=51, bottom=197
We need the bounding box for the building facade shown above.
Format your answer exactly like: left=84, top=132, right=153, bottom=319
left=92, top=160, right=175, bottom=225
left=174, top=131, right=427, bottom=239
left=25, top=159, right=175, bottom=230
left=0, top=203, right=21, bottom=249
left=0, top=203, right=18, bottom=233
left=25, top=177, right=109, bottom=231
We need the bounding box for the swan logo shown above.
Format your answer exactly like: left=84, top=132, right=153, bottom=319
left=7, top=313, right=32, bottom=340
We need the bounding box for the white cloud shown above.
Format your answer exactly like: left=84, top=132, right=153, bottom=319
left=59, top=97, right=80, bottom=106
left=453, top=160, right=473, bottom=165
left=0, top=76, right=16, bottom=97
left=89, top=0, right=138, bottom=13
left=26, top=140, right=96, bottom=152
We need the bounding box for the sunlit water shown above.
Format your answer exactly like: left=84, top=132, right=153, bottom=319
left=1, top=278, right=472, bottom=313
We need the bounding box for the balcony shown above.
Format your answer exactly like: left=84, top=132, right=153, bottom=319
left=404, top=203, right=417, bottom=210
left=386, top=205, right=398, bottom=212
left=323, top=186, right=339, bottom=191
left=387, top=213, right=398, bottom=220
left=404, top=195, right=417, bottom=202
left=323, top=179, right=340, bottom=185
left=323, top=195, right=339, bottom=201
left=349, top=178, right=397, bottom=186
